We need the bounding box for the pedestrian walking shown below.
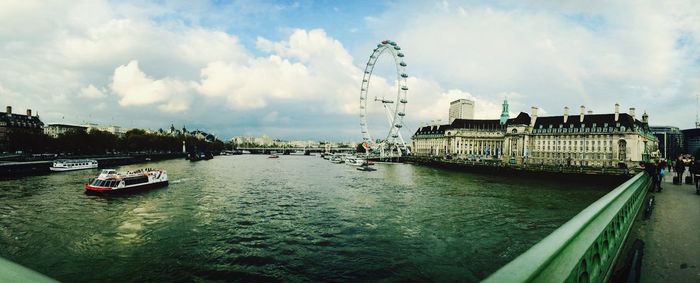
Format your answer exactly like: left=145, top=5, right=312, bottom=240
left=691, top=160, right=700, bottom=191
left=657, top=159, right=665, bottom=191
left=674, top=157, right=686, bottom=185
left=645, top=161, right=658, bottom=192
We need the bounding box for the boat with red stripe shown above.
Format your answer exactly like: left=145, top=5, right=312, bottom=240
left=85, top=168, right=168, bottom=194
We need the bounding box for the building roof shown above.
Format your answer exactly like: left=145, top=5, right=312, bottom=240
left=0, top=112, right=44, bottom=128
left=414, top=112, right=531, bottom=136
left=681, top=128, right=700, bottom=137
left=533, top=113, right=636, bottom=129
left=46, top=123, right=87, bottom=129
left=413, top=111, right=653, bottom=137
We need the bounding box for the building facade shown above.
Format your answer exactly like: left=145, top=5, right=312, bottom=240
left=44, top=124, right=88, bottom=138
left=448, top=99, right=475, bottom=122
left=0, top=106, right=44, bottom=151
left=681, top=128, right=700, bottom=157
left=650, top=126, right=683, bottom=160
left=413, top=102, right=658, bottom=168
left=84, top=123, right=127, bottom=137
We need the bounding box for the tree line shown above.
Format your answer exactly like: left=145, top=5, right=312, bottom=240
left=6, top=128, right=225, bottom=155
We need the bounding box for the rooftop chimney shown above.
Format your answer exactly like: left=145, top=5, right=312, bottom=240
left=614, top=103, right=620, bottom=122
left=5, top=106, right=11, bottom=114
left=580, top=105, right=585, bottom=123
left=629, top=107, right=636, bottom=119
left=26, top=109, right=31, bottom=117
left=563, top=106, right=569, bottom=123
left=530, top=106, right=538, bottom=127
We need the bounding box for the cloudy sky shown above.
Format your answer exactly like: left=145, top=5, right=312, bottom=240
left=1, top=1, right=699, bottom=141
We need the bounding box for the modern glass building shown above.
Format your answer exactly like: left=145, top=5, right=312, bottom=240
left=681, top=128, right=700, bottom=157
left=650, top=126, right=684, bottom=160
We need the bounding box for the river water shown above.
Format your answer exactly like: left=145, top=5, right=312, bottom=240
left=0, top=155, right=615, bottom=282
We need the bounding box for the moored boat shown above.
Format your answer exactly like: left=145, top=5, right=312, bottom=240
left=345, top=157, right=366, bottom=166
left=50, top=159, right=98, bottom=172
left=330, top=154, right=344, bottom=164
left=85, top=168, right=168, bottom=194
left=356, top=164, right=377, bottom=171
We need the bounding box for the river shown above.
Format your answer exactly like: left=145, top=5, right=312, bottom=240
left=0, top=155, right=615, bottom=282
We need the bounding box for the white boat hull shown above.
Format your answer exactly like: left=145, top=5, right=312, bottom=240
left=50, top=165, right=98, bottom=171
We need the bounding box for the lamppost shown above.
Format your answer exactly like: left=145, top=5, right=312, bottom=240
left=643, top=140, right=649, bottom=162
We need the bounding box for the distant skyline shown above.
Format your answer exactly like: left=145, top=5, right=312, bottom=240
left=1, top=0, right=699, bottom=141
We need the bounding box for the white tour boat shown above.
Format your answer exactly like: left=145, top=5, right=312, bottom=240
left=50, top=159, right=98, bottom=172
left=85, top=168, right=168, bottom=194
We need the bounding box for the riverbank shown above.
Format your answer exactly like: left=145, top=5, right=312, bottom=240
left=0, top=153, right=185, bottom=178
left=405, top=156, right=635, bottom=184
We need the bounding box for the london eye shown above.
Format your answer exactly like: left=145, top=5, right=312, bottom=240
left=359, top=40, right=409, bottom=159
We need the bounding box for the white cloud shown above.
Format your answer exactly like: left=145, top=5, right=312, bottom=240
left=79, top=84, right=105, bottom=98
left=110, top=60, right=191, bottom=111
left=196, top=29, right=370, bottom=113
left=370, top=1, right=700, bottom=127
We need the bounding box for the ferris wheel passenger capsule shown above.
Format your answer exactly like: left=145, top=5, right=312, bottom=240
left=401, top=86, right=408, bottom=90
left=400, top=73, right=408, bottom=78
left=400, top=62, right=407, bottom=66
left=397, top=53, right=404, bottom=57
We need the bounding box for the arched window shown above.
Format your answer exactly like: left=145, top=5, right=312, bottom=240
left=618, top=140, right=627, bottom=160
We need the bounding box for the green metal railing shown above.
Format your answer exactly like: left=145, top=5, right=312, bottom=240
left=0, top=256, right=57, bottom=282
left=484, top=172, right=650, bottom=283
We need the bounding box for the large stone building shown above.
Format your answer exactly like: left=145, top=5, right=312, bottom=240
left=84, top=123, right=127, bottom=137
left=44, top=123, right=88, bottom=138
left=0, top=106, right=44, bottom=152
left=412, top=101, right=658, bottom=168
left=448, top=99, right=475, bottom=122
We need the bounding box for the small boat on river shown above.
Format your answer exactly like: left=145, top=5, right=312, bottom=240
left=85, top=168, right=168, bottom=194
left=50, top=159, right=98, bottom=172
left=356, top=164, right=376, bottom=171
left=345, top=156, right=367, bottom=166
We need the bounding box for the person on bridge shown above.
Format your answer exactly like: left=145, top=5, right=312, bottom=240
left=657, top=159, right=665, bottom=191
left=645, top=161, right=659, bottom=192
left=674, top=157, right=686, bottom=185
left=690, top=160, right=700, bottom=190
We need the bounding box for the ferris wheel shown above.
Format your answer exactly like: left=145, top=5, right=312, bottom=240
left=359, top=40, right=409, bottom=159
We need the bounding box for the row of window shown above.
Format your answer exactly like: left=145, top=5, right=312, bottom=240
left=91, top=179, right=120, bottom=187
left=534, top=146, right=613, bottom=152
left=533, top=125, right=629, bottom=134
left=531, top=152, right=616, bottom=159
left=0, top=121, right=41, bottom=128
left=536, top=139, right=614, bottom=145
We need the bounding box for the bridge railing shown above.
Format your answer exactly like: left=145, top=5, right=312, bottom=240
left=0, top=256, right=57, bottom=282
left=484, top=172, right=650, bottom=283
